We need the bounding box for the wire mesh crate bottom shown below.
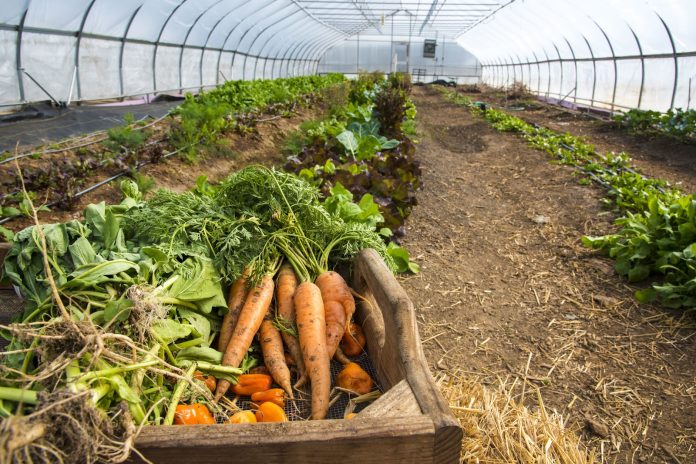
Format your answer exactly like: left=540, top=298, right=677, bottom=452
left=228, top=352, right=382, bottom=421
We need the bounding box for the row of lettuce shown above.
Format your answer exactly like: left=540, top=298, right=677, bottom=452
left=283, top=73, right=421, bottom=271
left=440, top=88, right=696, bottom=309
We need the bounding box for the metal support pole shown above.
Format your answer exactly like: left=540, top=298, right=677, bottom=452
left=356, top=32, right=360, bottom=76
left=251, top=11, right=306, bottom=79
left=119, top=5, right=143, bottom=98
left=75, top=0, right=98, bottom=101
left=390, top=14, right=394, bottom=75
left=179, top=1, right=224, bottom=93
left=21, top=69, right=61, bottom=106
left=206, top=5, right=239, bottom=87
left=552, top=43, right=563, bottom=99
left=153, top=0, right=187, bottom=93
left=228, top=2, right=286, bottom=80
left=628, top=26, right=645, bottom=109
left=67, top=66, right=77, bottom=105
left=532, top=52, right=541, bottom=95
left=240, top=4, right=296, bottom=80
left=593, top=21, right=617, bottom=112
left=657, top=14, right=678, bottom=110
left=544, top=49, right=552, bottom=98
left=16, top=8, right=28, bottom=103
left=563, top=38, right=578, bottom=103
left=582, top=36, right=597, bottom=107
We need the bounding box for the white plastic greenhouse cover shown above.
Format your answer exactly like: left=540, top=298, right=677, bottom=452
left=458, top=0, right=696, bottom=112
left=1, top=0, right=694, bottom=112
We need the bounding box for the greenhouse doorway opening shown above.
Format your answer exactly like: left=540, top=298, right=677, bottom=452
left=393, top=42, right=409, bottom=73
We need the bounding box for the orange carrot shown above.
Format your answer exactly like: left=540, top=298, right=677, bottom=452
left=259, top=319, right=293, bottom=398
left=336, top=362, right=374, bottom=395
left=315, top=271, right=355, bottom=358
left=215, top=274, right=275, bottom=401
left=340, top=320, right=366, bottom=357
left=294, top=281, right=330, bottom=420
left=324, top=300, right=346, bottom=359
left=217, top=268, right=250, bottom=352
left=333, top=346, right=352, bottom=365
left=276, top=264, right=308, bottom=388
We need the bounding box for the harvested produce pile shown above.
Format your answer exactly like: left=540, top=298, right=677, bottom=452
left=439, top=87, right=696, bottom=309
left=0, top=166, right=390, bottom=463
left=284, top=73, right=421, bottom=241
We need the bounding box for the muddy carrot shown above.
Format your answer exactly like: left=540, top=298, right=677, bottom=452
left=276, top=263, right=308, bottom=388
left=215, top=274, right=275, bottom=401
left=294, top=281, right=330, bottom=420
left=259, top=319, right=293, bottom=398
left=218, top=268, right=250, bottom=352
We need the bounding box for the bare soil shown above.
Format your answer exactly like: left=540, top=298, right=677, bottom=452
left=400, top=85, right=696, bottom=462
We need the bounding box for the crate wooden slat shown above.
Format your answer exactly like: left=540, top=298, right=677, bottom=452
left=130, top=248, right=463, bottom=463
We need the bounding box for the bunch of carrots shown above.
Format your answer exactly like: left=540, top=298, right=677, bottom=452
left=173, top=262, right=372, bottom=424
left=211, top=261, right=371, bottom=421
left=169, top=166, right=382, bottom=422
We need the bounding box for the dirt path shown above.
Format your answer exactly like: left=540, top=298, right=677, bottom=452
left=401, top=86, right=696, bottom=462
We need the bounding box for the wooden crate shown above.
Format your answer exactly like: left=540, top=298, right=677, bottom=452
left=132, top=249, right=462, bottom=463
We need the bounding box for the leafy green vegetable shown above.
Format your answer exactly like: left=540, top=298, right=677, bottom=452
left=284, top=75, right=421, bottom=236
left=613, top=108, right=695, bottom=143
left=441, top=85, right=696, bottom=309
left=150, top=319, right=192, bottom=343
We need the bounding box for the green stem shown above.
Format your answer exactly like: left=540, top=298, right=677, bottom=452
left=78, top=359, right=159, bottom=382
left=170, top=337, right=204, bottom=350
left=90, top=383, right=111, bottom=403
left=132, top=343, right=161, bottom=395
left=20, top=337, right=38, bottom=375
left=158, top=297, right=198, bottom=310
left=0, top=387, right=38, bottom=405
left=318, top=231, right=361, bottom=272
left=153, top=275, right=179, bottom=296
left=164, top=363, right=196, bottom=425
left=152, top=333, right=177, bottom=365
left=195, top=361, right=243, bottom=376
left=0, top=399, right=12, bottom=418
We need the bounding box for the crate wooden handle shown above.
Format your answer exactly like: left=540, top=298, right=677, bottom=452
left=352, top=249, right=462, bottom=463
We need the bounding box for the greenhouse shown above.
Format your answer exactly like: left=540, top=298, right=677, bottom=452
left=0, top=1, right=694, bottom=463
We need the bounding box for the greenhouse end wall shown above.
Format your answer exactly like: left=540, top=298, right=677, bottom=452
left=318, top=38, right=481, bottom=84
